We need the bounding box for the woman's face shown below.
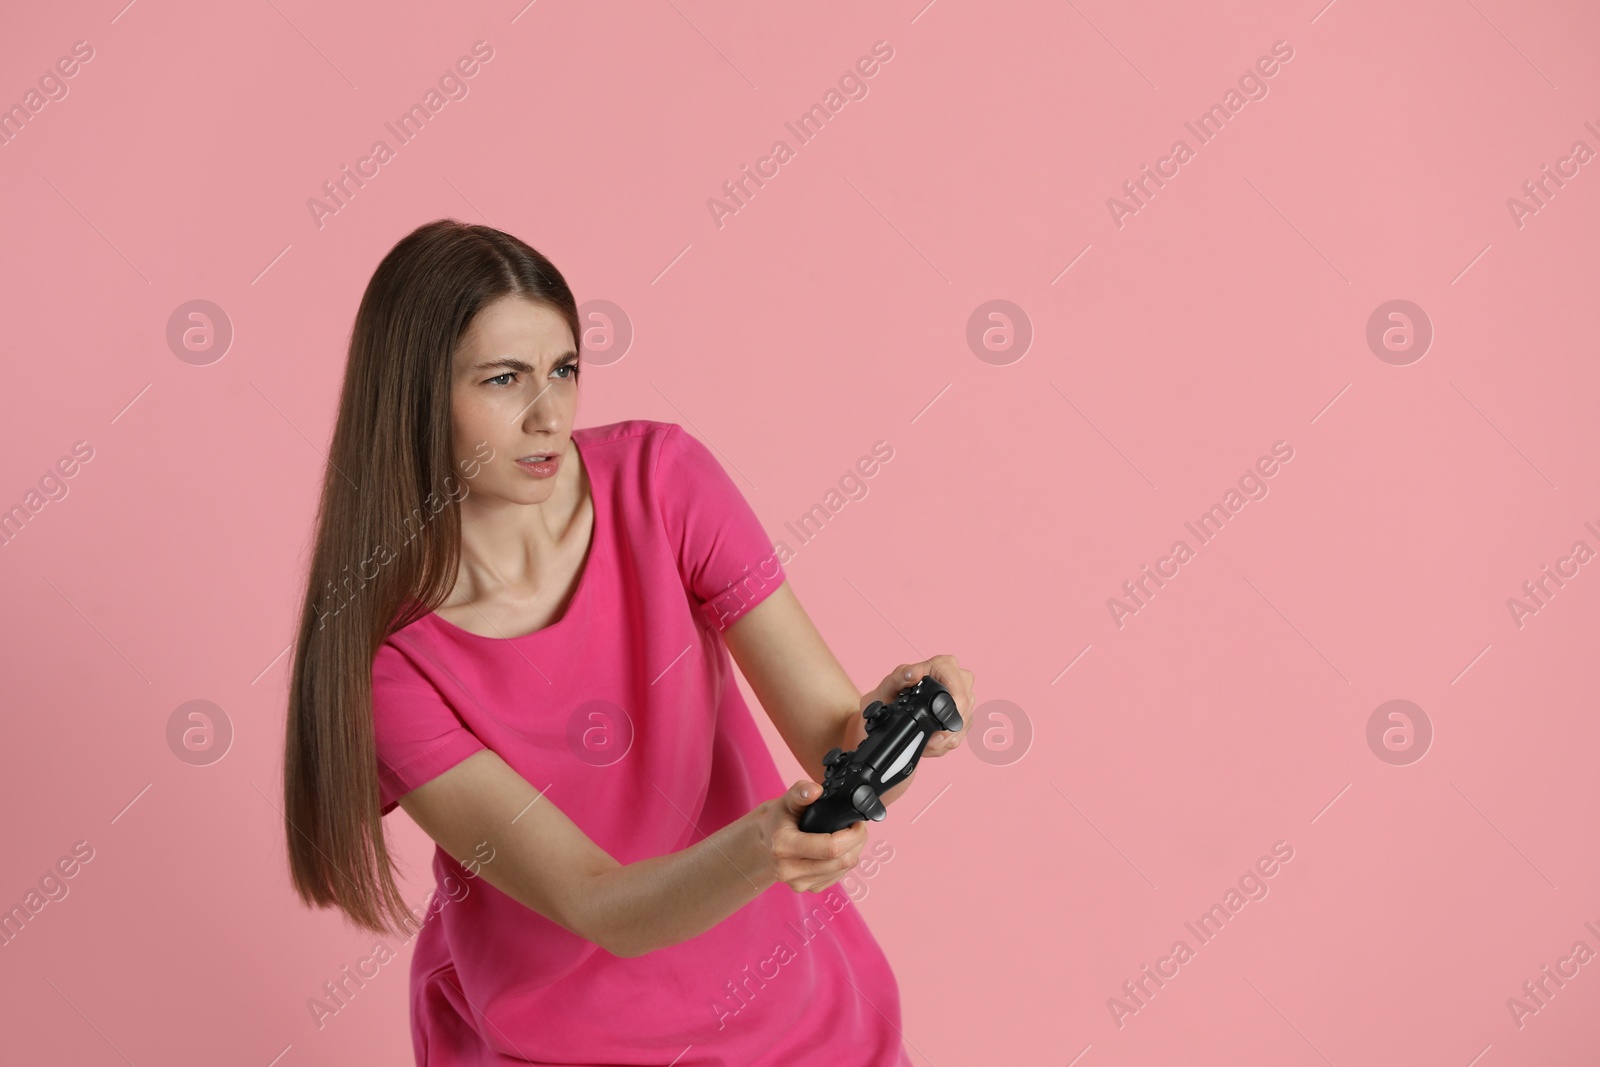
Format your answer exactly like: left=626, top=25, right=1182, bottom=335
left=450, top=295, right=581, bottom=507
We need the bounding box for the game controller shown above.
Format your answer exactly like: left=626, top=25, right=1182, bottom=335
left=797, top=674, right=964, bottom=834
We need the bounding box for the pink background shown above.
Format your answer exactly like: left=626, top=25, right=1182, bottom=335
left=2, top=0, right=1597, bottom=1063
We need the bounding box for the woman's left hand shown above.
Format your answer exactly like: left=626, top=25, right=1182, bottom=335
left=860, top=654, right=975, bottom=758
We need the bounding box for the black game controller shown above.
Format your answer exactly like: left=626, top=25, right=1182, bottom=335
left=797, top=675, right=963, bottom=834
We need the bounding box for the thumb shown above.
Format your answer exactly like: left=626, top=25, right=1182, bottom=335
left=783, top=780, right=822, bottom=816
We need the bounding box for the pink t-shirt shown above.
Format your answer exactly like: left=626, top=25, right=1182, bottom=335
left=371, top=419, right=911, bottom=1067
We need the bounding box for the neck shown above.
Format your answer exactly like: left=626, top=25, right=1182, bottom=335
left=453, top=441, right=585, bottom=596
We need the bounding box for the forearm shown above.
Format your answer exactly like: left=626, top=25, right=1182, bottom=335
left=582, top=809, right=776, bottom=958
left=723, top=584, right=864, bottom=785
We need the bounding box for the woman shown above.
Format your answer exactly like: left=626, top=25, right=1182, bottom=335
left=282, top=219, right=975, bottom=1065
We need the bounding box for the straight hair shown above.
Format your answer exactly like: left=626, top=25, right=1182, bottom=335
left=283, top=219, right=581, bottom=936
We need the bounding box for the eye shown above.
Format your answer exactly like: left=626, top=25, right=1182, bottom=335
left=485, top=371, right=516, bottom=386
left=553, top=361, right=580, bottom=380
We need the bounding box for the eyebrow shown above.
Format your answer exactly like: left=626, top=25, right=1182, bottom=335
left=470, top=352, right=580, bottom=373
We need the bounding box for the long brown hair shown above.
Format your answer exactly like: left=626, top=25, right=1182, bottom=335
left=283, top=219, right=581, bottom=937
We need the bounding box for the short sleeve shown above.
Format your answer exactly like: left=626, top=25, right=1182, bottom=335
left=653, top=423, right=787, bottom=632
left=371, top=643, right=487, bottom=816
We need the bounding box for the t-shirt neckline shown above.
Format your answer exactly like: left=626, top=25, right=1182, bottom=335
left=424, top=427, right=600, bottom=642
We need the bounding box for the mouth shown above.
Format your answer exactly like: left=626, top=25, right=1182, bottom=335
left=515, top=447, right=563, bottom=477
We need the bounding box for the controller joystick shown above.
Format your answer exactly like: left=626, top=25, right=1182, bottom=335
left=797, top=675, right=963, bottom=834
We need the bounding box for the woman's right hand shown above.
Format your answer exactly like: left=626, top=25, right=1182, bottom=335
left=750, top=781, right=869, bottom=893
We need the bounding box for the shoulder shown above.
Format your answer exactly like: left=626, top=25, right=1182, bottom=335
left=574, top=418, right=702, bottom=484
left=573, top=418, right=677, bottom=452
left=371, top=627, right=431, bottom=691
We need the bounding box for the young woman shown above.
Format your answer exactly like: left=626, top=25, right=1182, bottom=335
left=282, top=219, right=975, bottom=1065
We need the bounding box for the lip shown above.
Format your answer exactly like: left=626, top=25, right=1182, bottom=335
left=515, top=451, right=562, bottom=477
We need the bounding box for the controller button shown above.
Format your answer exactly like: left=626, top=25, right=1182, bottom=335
left=851, top=785, right=887, bottom=822
left=930, top=692, right=961, bottom=731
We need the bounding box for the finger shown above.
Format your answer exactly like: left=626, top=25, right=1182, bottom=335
left=918, top=659, right=966, bottom=704
left=863, top=663, right=918, bottom=711
left=791, top=846, right=861, bottom=884
left=929, top=655, right=967, bottom=695
left=781, top=820, right=866, bottom=861
left=783, top=846, right=862, bottom=891
left=779, top=830, right=843, bottom=862
left=872, top=661, right=934, bottom=703
left=780, top=780, right=823, bottom=818
left=925, top=657, right=975, bottom=721
left=801, top=862, right=857, bottom=893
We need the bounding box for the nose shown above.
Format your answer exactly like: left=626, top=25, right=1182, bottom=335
left=515, top=381, right=562, bottom=433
